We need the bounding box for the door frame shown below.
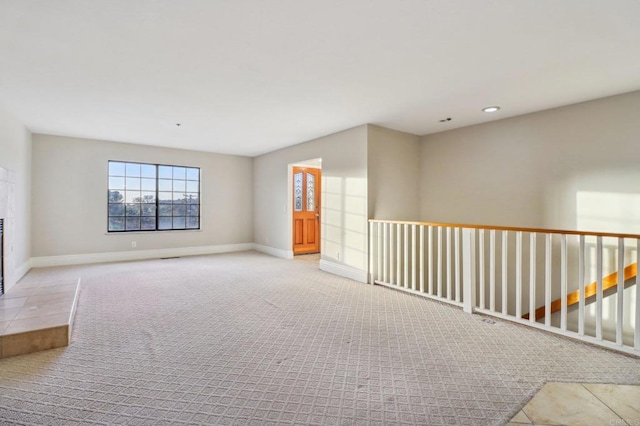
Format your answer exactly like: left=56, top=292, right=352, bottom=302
left=287, top=158, right=322, bottom=256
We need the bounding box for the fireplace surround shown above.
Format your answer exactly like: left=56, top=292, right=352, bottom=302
left=0, top=166, right=15, bottom=293
left=0, top=217, right=4, bottom=295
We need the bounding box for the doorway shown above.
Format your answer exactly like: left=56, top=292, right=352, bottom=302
left=291, top=161, right=321, bottom=255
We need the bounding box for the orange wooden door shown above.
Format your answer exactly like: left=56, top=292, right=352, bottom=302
left=292, top=167, right=321, bottom=255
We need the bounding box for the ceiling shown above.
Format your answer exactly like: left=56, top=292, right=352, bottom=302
left=1, top=1, right=639, bottom=157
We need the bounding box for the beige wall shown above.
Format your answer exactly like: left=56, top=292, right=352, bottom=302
left=31, top=134, right=253, bottom=257
left=420, top=90, right=640, bottom=233
left=0, top=104, right=31, bottom=287
left=420, top=91, right=640, bottom=343
left=253, top=125, right=368, bottom=274
left=367, top=124, right=420, bottom=220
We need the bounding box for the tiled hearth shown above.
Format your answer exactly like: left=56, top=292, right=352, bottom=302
left=0, top=277, right=80, bottom=358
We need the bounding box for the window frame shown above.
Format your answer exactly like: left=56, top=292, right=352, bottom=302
left=107, top=160, right=201, bottom=233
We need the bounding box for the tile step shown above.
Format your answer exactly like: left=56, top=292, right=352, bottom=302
left=0, top=277, right=81, bottom=358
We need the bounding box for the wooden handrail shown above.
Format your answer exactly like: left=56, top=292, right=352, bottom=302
left=523, top=263, right=638, bottom=320
left=368, top=219, right=640, bottom=240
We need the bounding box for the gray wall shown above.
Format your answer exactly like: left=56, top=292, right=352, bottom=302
left=31, top=134, right=253, bottom=257
left=253, top=125, right=368, bottom=272
left=0, top=104, right=31, bottom=286
left=420, top=90, right=640, bottom=233
left=367, top=124, right=420, bottom=220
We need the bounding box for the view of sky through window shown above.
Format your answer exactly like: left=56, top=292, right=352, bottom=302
left=108, top=161, right=200, bottom=232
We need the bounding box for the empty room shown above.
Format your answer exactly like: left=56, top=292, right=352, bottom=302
left=1, top=1, right=639, bottom=425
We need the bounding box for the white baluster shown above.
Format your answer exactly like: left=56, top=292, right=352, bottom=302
left=490, top=230, right=496, bottom=312
left=636, top=238, right=640, bottom=350
left=616, top=237, right=624, bottom=346
left=437, top=227, right=443, bottom=297
left=377, top=222, right=382, bottom=283
left=397, top=223, right=402, bottom=286
left=560, top=234, right=567, bottom=331
left=428, top=226, right=434, bottom=295
left=462, top=228, right=476, bottom=313
left=479, top=229, right=485, bottom=310
left=369, top=221, right=374, bottom=284
left=419, top=225, right=424, bottom=293
left=447, top=227, right=452, bottom=300
left=384, top=223, right=397, bottom=284
left=383, top=222, right=388, bottom=283
left=502, top=231, right=508, bottom=315
left=529, top=233, right=536, bottom=323
left=412, top=224, right=417, bottom=291
left=545, top=233, right=552, bottom=327
left=455, top=228, right=461, bottom=302
left=516, top=231, right=522, bottom=319
left=404, top=224, right=409, bottom=289
left=596, top=236, right=603, bottom=341
left=579, top=235, right=585, bottom=336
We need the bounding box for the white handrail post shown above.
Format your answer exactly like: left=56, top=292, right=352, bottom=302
left=462, top=228, right=476, bottom=314
left=369, top=221, right=374, bottom=284
left=383, top=222, right=389, bottom=283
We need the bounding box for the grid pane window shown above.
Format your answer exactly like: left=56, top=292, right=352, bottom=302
left=108, top=161, right=200, bottom=232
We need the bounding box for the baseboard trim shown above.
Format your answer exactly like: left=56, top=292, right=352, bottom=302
left=15, top=259, right=32, bottom=283
left=30, top=243, right=255, bottom=268
left=319, top=259, right=367, bottom=283
left=252, top=244, right=294, bottom=259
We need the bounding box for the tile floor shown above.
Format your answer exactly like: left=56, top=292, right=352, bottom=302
left=0, top=277, right=80, bottom=357
left=508, top=382, right=640, bottom=425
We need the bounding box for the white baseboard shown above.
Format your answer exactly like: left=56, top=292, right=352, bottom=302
left=252, top=244, right=294, bottom=259
left=319, top=259, right=368, bottom=283
left=15, top=259, right=31, bottom=283
left=3, top=259, right=33, bottom=293
left=30, top=243, right=255, bottom=268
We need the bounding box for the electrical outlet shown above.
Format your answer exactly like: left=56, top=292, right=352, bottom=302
left=131, top=241, right=137, bottom=248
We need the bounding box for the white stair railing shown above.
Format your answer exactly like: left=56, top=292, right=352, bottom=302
left=369, top=220, right=640, bottom=356
left=369, top=220, right=464, bottom=307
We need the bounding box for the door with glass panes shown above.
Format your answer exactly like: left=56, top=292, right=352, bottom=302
left=292, top=167, right=320, bottom=255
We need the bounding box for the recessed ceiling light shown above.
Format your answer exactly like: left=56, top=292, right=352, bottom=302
left=482, top=106, right=500, bottom=113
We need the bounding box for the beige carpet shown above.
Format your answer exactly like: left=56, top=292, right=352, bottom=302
left=0, top=251, right=638, bottom=425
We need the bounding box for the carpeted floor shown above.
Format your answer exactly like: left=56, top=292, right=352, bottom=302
left=0, top=251, right=638, bottom=425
